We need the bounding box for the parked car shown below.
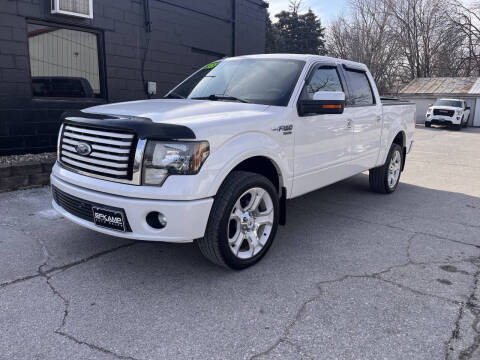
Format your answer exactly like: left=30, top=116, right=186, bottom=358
left=425, top=98, right=471, bottom=130
left=32, top=76, right=95, bottom=98
left=51, top=54, right=416, bottom=269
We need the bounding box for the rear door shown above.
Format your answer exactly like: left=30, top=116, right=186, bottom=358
left=341, top=67, right=382, bottom=171
left=292, top=64, right=353, bottom=197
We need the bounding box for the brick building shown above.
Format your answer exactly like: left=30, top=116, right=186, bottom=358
left=0, top=0, right=267, bottom=155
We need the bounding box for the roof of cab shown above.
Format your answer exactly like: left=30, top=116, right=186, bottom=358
left=223, top=53, right=368, bottom=71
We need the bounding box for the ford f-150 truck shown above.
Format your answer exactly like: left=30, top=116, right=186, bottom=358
left=51, top=54, right=415, bottom=269
left=425, top=98, right=471, bottom=130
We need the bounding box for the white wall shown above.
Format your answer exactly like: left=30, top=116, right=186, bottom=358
left=474, top=99, right=480, bottom=127
left=401, top=97, right=436, bottom=124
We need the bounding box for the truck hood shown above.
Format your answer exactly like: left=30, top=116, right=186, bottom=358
left=82, top=99, right=270, bottom=127
left=430, top=106, right=461, bottom=111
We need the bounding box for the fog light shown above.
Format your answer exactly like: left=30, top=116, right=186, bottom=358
left=146, top=211, right=167, bottom=229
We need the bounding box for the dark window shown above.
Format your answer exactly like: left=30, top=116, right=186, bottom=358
left=27, top=23, right=103, bottom=98
left=344, top=70, right=374, bottom=106
left=434, top=99, right=463, bottom=108
left=166, top=59, right=305, bottom=106
left=300, top=67, right=343, bottom=100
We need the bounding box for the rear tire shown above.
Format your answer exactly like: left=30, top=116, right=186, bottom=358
left=197, top=171, right=279, bottom=270
left=425, top=121, right=431, bottom=128
left=369, top=143, right=403, bottom=194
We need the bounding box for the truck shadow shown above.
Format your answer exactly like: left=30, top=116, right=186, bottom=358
left=76, top=172, right=480, bottom=277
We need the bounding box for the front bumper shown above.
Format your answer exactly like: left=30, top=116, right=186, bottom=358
left=51, top=174, right=214, bottom=243
left=426, top=116, right=461, bottom=125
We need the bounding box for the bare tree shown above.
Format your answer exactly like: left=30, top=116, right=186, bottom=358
left=328, top=0, right=403, bottom=94
left=385, top=0, right=458, bottom=79
left=288, top=0, right=304, bottom=14
left=327, top=0, right=479, bottom=94
left=447, top=0, right=480, bottom=76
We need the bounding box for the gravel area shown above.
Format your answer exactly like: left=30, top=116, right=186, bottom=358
left=0, top=152, right=57, bottom=166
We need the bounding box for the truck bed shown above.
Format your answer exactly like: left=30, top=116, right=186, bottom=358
left=381, top=97, right=413, bottom=106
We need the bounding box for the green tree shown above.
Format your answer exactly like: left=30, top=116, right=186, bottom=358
left=266, top=11, right=282, bottom=53
left=265, top=1, right=326, bottom=55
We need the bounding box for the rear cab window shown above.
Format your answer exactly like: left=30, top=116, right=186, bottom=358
left=343, top=69, right=375, bottom=106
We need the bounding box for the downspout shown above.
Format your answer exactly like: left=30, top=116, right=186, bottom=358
left=142, top=0, right=152, bottom=97
left=231, top=0, right=236, bottom=56
left=144, top=0, right=152, bottom=32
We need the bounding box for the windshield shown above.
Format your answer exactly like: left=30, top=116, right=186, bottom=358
left=166, top=58, right=306, bottom=106
left=435, top=100, right=462, bottom=108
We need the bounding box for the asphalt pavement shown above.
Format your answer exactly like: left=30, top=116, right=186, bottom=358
left=1, top=125, right=480, bottom=360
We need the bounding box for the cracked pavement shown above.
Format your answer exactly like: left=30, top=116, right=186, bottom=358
left=1, top=126, right=480, bottom=360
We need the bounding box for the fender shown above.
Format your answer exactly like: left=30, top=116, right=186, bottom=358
left=378, top=128, right=406, bottom=166
left=205, top=132, right=291, bottom=197
left=377, top=113, right=408, bottom=167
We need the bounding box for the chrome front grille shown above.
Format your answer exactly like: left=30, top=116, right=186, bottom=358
left=59, top=124, right=137, bottom=181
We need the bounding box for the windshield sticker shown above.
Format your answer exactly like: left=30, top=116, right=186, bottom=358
left=203, top=61, right=219, bottom=70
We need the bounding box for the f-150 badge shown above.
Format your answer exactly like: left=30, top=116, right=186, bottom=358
left=272, top=124, right=293, bottom=135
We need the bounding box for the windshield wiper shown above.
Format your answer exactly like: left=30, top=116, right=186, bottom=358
left=191, top=94, right=249, bottom=103
left=165, top=91, right=185, bottom=99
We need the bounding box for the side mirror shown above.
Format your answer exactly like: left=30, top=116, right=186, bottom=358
left=466, top=106, right=471, bottom=110
left=298, top=91, right=345, bottom=116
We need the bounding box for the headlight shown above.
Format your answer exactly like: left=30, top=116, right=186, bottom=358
left=142, top=141, right=209, bottom=185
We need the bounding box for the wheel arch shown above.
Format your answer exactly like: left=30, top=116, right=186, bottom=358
left=392, top=130, right=406, bottom=147
left=210, top=154, right=287, bottom=225
left=229, top=156, right=284, bottom=194
left=392, top=130, right=407, bottom=171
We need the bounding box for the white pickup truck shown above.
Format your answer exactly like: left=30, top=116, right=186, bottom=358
left=51, top=54, right=415, bottom=269
left=425, top=98, right=471, bottom=130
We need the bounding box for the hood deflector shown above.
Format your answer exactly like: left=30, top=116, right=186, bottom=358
left=61, top=110, right=196, bottom=140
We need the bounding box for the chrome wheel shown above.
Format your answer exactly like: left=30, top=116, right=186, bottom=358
left=388, top=150, right=401, bottom=189
left=227, top=187, right=274, bottom=260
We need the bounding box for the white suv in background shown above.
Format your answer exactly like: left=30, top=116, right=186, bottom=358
left=425, top=99, right=471, bottom=130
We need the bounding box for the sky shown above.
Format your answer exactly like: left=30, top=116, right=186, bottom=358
left=267, top=0, right=349, bottom=25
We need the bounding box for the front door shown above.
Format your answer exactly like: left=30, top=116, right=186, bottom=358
left=292, top=65, right=353, bottom=197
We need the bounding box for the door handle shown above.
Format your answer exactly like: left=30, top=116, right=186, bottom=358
left=345, top=119, right=353, bottom=129
left=376, top=116, right=382, bottom=122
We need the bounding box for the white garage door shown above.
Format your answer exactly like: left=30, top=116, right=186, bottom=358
left=474, top=99, right=480, bottom=127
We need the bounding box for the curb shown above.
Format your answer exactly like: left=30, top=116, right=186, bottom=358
left=0, top=158, right=56, bottom=192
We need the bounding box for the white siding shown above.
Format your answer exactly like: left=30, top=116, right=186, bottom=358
left=474, top=99, right=480, bottom=127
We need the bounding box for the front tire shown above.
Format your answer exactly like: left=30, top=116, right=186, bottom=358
left=197, top=171, right=279, bottom=270
left=425, top=121, right=431, bottom=128
left=452, top=123, right=461, bottom=131
left=369, top=143, right=403, bottom=194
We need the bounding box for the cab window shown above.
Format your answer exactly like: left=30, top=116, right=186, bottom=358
left=344, top=70, right=375, bottom=106
left=300, top=67, right=343, bottom=100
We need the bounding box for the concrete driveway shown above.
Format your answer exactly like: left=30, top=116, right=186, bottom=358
left=1, top=126, right=480, bottom=360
